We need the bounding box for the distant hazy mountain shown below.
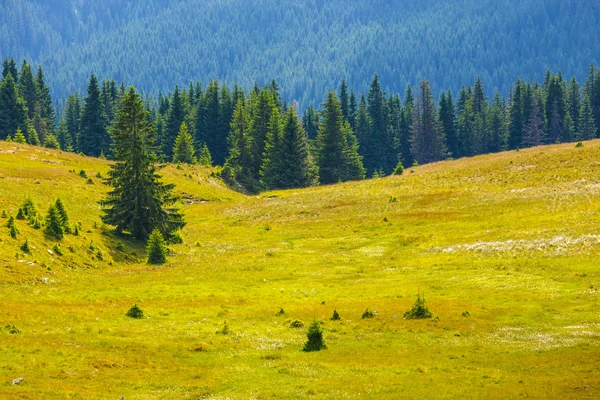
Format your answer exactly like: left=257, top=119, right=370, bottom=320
left=1, top=0, right=599, bottom=105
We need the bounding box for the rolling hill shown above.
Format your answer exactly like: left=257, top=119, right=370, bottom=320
left=0, top=140, right=599, bottom=398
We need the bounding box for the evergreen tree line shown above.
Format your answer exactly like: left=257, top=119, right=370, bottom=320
left=2, top=57, right=600, bottom=193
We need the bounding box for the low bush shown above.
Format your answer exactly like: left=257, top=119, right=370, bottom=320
left=330, top=310, right=341, bottom=321
left=289, top=319, right=304, bottom=328
left=126, top=304, right=144, bottom=319
left=362, top=308, right=375, bottom=319
left=404, top=294, right=433, bottom=319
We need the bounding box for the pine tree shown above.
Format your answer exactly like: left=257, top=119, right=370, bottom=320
left=172, top=122, right=196, bottom=164
left=349, top=90, right=358, bottom=128
left=147, top=229, right=168, bottom=265
left=567, top=77, right=581, bottom=135
left=44, top=204, right=64, bottom=240
left=411, top=80, right=446, bottom=164
left=487, top=92, right=508, bottom=152
left=579, top=94, right=597, bottom=140
left=303, top=320, right=326, bottom=352
left=397, top=86, right=414, bottom=167
left=302, top=104, right=319, bottom=140
left=279, top=106, right=317, bottom=189
left=260, top=108, right=284, bottom=189
left=366, top=74, right=394, bottom=174
left=63, top=93, right=81, bottom=151
left=79, top=75, right=109, bottom=156
left=101, top=87, right=185, bottom=241
left=196, top=80, right=226, bottom=165
left=0, top=73, right=30, bottom=141
left=162, top=85, right=186, bottom=160
left=198, top=144, right=213, bottom=167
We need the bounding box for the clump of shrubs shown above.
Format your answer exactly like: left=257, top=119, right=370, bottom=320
left=4, top=324, right=21, bottom=334
left=289, top=319, right=304, bottom=328
left=275, top=308, right=286, bottom=316
left=461, top=311, right=470, bottom=317
left=362, top=308, right=375, bottom=319
left=303, top=320, right=326, bottom=352
left=126, top=304, right=144, bottom=319
left=403, top=294, right=433, bottom=319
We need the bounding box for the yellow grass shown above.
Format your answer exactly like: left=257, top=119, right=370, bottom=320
left=0, top=140, right=599, bottom=399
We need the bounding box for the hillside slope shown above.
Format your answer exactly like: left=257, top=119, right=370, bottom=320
left=0, top=141, right=599, bottom=398
left=1, top=0, right=599, bottom=104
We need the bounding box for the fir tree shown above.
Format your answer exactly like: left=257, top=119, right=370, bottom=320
left=366, top=74, right=394, bottom=174
left=349, top=90, right=358, bottom=128
left=147, top=229, right=168, bottom=265
left=487, top=92, right=508, bottom=152
left=302, top=104, right=319, bottom=140
left=397, top=86, right=414, bottom=167
left=172, top=122, right=196, bottom=164
left=198, top=144, right=213, bottom=167
left=79, top=75, right=109, bottom=156
left=567, top=77, right=581, bottom=135
left=63, top=93, right=81, bottom=151
left=101, top=87, right=185, bottom=241
left=35, top=66, right=56, bottom=133
left=439, top=91, right=457, bottom=158
left=224, top=99, right=253, bottom=188
left=339, top=79, right=350, bottom=123
left=508, top=80, right=524, bottom=149
left=249, top=90, right=274, bottom=178
left=44, top=204, right=64, bottom=240
left=303, top=320, right=326, bottom=352
left=2, top=58, right=18, bottom=81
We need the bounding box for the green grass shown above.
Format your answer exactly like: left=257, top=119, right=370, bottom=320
left=0, top=141, right=599, bottom=399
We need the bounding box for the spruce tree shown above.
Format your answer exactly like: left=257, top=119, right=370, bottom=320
left=79, top=75, right=109, bottom=156
left=162, top=85, right=186, bottom=160
left=567, top=77, right=581, bottom=135
left=198, top=144, right=213, bottom=167
left=487, top=92, right=508, bottom=152
left=172, top=122, right=196, bottom=164
left=249, top=90, right=274, bottom=178
left=13, top=128, right=27, bottom=144
left=508, top=80, right=524, bottom=149
left=101, top=87, right=185, bottom=241
left=439, top=91, right=458, bottom=158
left=316, top=92, right=364, bottom=184
left=523, top=95, right=545, bottom=147
left=0, top=73, right=30, bottom=141
left=579, top=94, right=597, bottom=140
left=44, top=133, right=60, bottom=149
left=44, top=204, right=64, bottom=240
left=397, top=86, right=414, bottom=167
left=63, top=93, right=81, bottom=151
left=260, top=108, right=284, bottom=189
left=147, top=229, right=168, bottom=265
left=35, top=66, right=56, bottom=133
left=18, top=60, right=37, bottom=120
left=54, top=199, right=71, bottom=234
left=366, top=74, right=394, bottom=174
left=349, top=90, right=358, bottom=128
left=339, top=79, right=350, bottom=123
left=224, top=99, right=253, bottom=188
left=279, top=106, right=317, bottom=189
left=196, top=80, right=225, bottom=165
left=302, top=104, right=319, bottom=140
left=2, top=58, right=18, bottom=81
left=410, top=80, right=446, bottom=164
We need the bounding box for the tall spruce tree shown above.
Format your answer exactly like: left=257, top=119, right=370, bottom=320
left=260, top=108, right=284, bottom=189
left=523, top=94, right=545, bottom=147
left=439, top=91, right=457, bottom=158
left=508, top=80, right=524, bottom=149
left=172, top=122, right=196, bottom=164
left=249, top=90, right=274, bottom=179
left=101, top=87, right=185, bottom=241
left=302, top=104, right=319, bottom=140
left=279, top=106, right=316, bottom=188
left=316, top=92, right=365, bottom=184
left=579, top=93, right=597, bottom=140
left=35, top=66, right=56, bottom=133
left=567, top=77, right=581, bottom=136
left=339, top=80, right=350, bottom=123
left=79, top=75, right=109, bottom=156
left=0, top=73, right=30, bottom=141
left=224, top=99, right=254, bottom=188
left=410, top=80, right=446, bottom=164
left=2, top=58, right=18, bottom=81
left=366, top=74, right=394, bottom=174
left=18, top=60, right=37, bottom=120
left=487, top=91, right=507, bottom=152
left=397, top=86, right=414, bottom=166
left=162, top=85, right=185, bottom=160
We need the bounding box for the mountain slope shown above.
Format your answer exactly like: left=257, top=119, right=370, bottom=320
left=0, top=140, right=599, bottom=398
left=1, top=0, right=599, bottom=105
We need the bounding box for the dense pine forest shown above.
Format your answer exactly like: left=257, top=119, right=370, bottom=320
left=1, top=0, right=599, bottom=106
left=1, top=57, right=599, bottom=193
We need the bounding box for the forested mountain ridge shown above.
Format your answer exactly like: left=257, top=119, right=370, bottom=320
left=1, top=0, right=599, bottom=106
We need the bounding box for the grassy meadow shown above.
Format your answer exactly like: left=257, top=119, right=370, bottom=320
left=0, top=140, right=599, bottom=399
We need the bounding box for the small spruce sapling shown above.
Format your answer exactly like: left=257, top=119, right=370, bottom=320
left=303, top=320, right=326, bottom=352
left=147, top=229, right=167, bottom=265
left=393, top=161, right=404, bottom=175
left=127, top=304, right=144, bottom=319
left=20, top=240, right=30, bottom=253
left=403, top=294, right=433, bottom=319
left=44, top=204, right=64, bottom=239
left=331, top=310, right=341, bottom=321
left=362, top=308, right=375, bottom=319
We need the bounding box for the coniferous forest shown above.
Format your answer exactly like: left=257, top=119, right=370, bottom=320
left=1, top=57, right=600, bottom=193
left=1, top=0, right=599, bottom=106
